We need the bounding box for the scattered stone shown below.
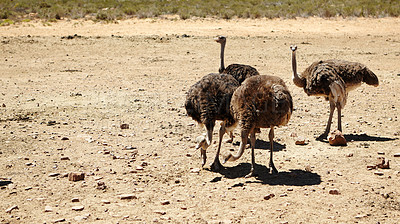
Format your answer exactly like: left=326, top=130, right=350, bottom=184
left=305, top=165, right=312, bottom=172
left=54, top=218, right=66, bottom=223
left=96, top=181, right=106, bottom=190
left=60, top=156, right=70, bottom=161
left=264, top=193, right=275, bottom=200
left=118, top=194, right=137, bottom=200
left=295, top=136, right=307, bottom=145
left=61, top=137, right=69, bottom=140
left=5, top=205, right=18, bottom=213
left=376, top=157, right=390, bottom=169
left=328, top=130, right=347, bottom=146
left=120, top=124, right=129, bottom=129
left=377, top=152, right=385, bottom=155
left=329, top=189, right=340, bottom=195
left=72, top=205, right=84, bottom=211
left=74, top=216, right=88, bottom=221
left=71, top=198, right=80, bottom=202
left=45, top=206, right=53, bottom=212
left=367, top=165, right=376, bottom=170
left=47, top=121, right=57, bottom=126
left=190, top=168, right=200, bottom=173
left=374, top=171, right=384, bottom=176
left=394, top=153, right=400, bottom=157
left=49, top=173, right=61, bottom=177
left=154, top=210, right=166, bottom=215
left=101, top=200, right=110, bottom=204
left=355, top=214, right=367, bottom=219
left=136, top=166, right=144, bottom=171
left=68, top=172, right=85, bottom=182
left=2, top=103, right=5, bottom=107
left=160, top=200, right=170, bottom=205
left=346, top=153, right=354, bottom=157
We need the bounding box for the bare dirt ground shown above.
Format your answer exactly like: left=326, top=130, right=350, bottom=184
left=1, top=17, right=400, bottom=223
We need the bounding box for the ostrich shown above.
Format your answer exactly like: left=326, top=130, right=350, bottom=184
left=214, top=36, right=259, bottom=84
left=222, top=75, right=293, bottom=177
left=185, top=73, right=239, bottom=171
left=290, top=45, right=379, bottom=139
left=215, top=35, right=261, bottom=140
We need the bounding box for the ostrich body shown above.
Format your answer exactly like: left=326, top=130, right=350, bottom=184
left=291, top=45, right=379, bottom=139
left=185, top=73, right=239, bottom=170
left=215, top=36, right=259, bottom=84
left=223, top=75, right=293, bottom=177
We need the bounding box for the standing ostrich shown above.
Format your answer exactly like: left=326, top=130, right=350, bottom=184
left=290, top=45, right=379, bottom=139
left=214, top=36, right=259, bottom=84
left=215, top=35, right=261, bottom=140
left=185, top=73, right=239, bottom=171
left=222, top=75, right=293, bottom=177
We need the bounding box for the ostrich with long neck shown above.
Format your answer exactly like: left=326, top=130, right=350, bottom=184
left=290, top=45, right=379, bottom=139
left=215, top=36, right=259, bottom=84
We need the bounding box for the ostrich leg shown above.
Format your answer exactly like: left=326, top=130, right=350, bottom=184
left=320, top=100, right=336, bottom=139
left=210, top=123, right=226, bottom=171
left=268, top=127, right=278, bottom=174
left=337, top=104, right=342, bottom=132
left=246, top=130, right=257, bottom=178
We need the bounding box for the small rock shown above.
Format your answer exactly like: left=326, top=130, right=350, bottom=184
left=394, top=153, right=400, bottom=157
left=190, top=168, right=200, bottom=173
left=74, top=216, right=88, bottom=221
left=71, top=198, right=80, bottom=202
left=45, top=206, right=53, bottom=212
left=160, top=200, right=170, bottom=205
left=60, top=156, right=70, bottom=161
left=355, top=214, right=367, bottom=219
left=328, top=130, right=347, bottom=146
left=2, top=103, right=5, bottom=107
left=61, top=137, right=69, bottom=140
left=264, top=193, right=275, bottom=200
left=346, top=153, right=354, bottom=157
left=5, top=205, right=18, bottom=213
left=374, top=171, right=384, bottom=176
left=305, top=165, right=312, bottom=172
left=68, top=172, right=85, bottom=181
left=120, top=124, right=129, bottom=129
left=329, top=189, right=340, bottom=195
left=295, top=137, right=307, bottom=145
left=154, top=210, right=166, bottom=215
left=118, top=194, right=137, bottom=200
left=101, top=200, right=110, bottom=204
left=72, top=205, right=84, bottom=211
left=54, top=218, right=66, bottom=223
left=136, top=166, right=144, bottom=170
left=377, top=152, right=385, bottom=155
left=96, top=181, right=106, bottom=190
left=49, top=173, right=60, bottom=177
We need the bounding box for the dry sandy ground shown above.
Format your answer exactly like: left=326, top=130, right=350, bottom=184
left=1, top=17, right=400, bottom=223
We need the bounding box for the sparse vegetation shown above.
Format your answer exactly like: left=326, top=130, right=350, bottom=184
left=0, top=0, right=399, bottom=22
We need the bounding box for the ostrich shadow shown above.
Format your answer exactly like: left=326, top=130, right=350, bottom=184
left=316, top=133, right=397, bottom=143
left=232, top=139, right=286, bottom=152
left=212, top=163, right=321, bottom=186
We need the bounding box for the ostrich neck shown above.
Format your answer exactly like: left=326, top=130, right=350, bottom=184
left=292, top=51, right=304, bottom=88
left=219, top=42, right=225, bottom=73
left=292, top=51, right=297, bottom=76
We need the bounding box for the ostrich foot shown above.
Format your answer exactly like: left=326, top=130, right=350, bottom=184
left=317, top=133, right=328, bottom=141
left=245, top=169, right=256, bottom=178
left=210, top=159, right=223, bottom=171
left=269, top=162, right=278, bottom=175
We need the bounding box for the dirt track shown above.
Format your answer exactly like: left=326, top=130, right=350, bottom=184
left=1, top=17, right=400, bottom=223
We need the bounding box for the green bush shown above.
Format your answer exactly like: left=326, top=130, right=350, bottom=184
left=0, top=0, right=398, bottom=22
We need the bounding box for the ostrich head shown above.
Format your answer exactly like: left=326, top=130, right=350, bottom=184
left=290, top=45, right=306, bottom=88
left=195, top=134, right=209, bottom=166
left=214, top=35, right=226, bottom=44
left=215, top=36, right=227, bottom=73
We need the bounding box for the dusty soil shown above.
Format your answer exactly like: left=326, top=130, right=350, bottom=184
left=1, top=17, right=400, bottom=223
